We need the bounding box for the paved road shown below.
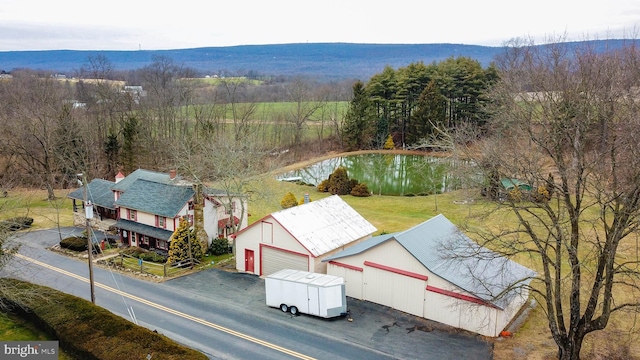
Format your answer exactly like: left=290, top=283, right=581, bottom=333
left=4, top=227, right=493, bottom=359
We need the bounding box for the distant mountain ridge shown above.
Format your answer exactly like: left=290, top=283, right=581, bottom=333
left=0, top=40, right=636, bottom=81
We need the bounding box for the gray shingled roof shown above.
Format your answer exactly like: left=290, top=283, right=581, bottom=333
left=67, top=179, right=116, bottom=209
left=114, top=179, right=194, bottom=218
left=111, top=169, right=180, bottom=192
left=326, top=214, right=535, bottom=309
left=115, top=219, right=174, bottom=241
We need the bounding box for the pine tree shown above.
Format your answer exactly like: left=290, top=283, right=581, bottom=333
left=342, top=81, right=375, bottom=150
left=167, top=218, right=202, bottom=265
left=383, top=135, right=395, bottom=150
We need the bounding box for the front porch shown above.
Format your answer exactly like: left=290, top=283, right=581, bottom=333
left=73, top=212, right=117, bottom=233
left=115, top=219, right=173, bottom=255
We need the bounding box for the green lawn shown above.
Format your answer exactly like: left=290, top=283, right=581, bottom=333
left=0, top=313, right=75, bottom=360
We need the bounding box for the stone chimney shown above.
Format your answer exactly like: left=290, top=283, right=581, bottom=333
left=169, top=169, right=177, bottom=180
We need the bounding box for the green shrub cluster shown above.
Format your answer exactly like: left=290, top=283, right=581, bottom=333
left=120, top=247, right=167, bottom=263
left=317, top=167, right=370, bottom=197
left=60, top=236, right=99, bottom=253
left=207, top=237, right=231, bottom=256
left=0, top=217, right=34, bottom=231
left=350, top=183, right=372, bottom=197
left=0, top=279, right=208, bottom=360
left=138, top=251, right=168, bottom=263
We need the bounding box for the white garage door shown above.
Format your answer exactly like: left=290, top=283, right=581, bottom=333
left=364, top=264, right=427, bottom=317
left=261, top=246, right=308, bottom=276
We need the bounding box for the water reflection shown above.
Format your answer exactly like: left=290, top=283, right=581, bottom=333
left=278, top=153, right=470, bottom=196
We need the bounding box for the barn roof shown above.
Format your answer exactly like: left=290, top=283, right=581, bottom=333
left=270, top=195, right=377, bottom=257
left=67, top=178, right=116, bottom=209
left=325, top=214, right=535, bottom=309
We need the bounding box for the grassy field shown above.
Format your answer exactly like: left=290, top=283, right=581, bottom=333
left=0, top=188, right=75, bottom=228
left=2, top=174, right=639, bottom=359
left=248, top=176, right=640, bottom=360
left=0, top=313, right=75, bottom=359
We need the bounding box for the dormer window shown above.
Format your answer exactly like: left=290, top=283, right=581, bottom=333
left=156, top=215, right=166, bottom=228
left=127, top=209, right=137, bottom=221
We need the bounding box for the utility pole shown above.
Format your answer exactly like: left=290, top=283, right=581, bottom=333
left=80, top=173, right=96, bottom=304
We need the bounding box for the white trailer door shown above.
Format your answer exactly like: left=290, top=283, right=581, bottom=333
left=307, top=286, right=320, bottom=316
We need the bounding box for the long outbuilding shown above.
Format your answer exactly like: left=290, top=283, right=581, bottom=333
left=324, top=214, right=535, bottom=337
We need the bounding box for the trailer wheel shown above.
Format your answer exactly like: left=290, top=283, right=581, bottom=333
left=280, top=304, right=288, bottom=312
left=290, top=306, right=298, bottom=316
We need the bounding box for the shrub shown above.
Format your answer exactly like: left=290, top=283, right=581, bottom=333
left=280, top=192, right=298, bottom=209
left=317, top=179, right=330, bottom=192
left=383, top=134, right=395, bottom=149
left=120, top=246, right=147, bottom=257
left=207, top=237, right=231, bottom=256
left=351, top=183, right=371, bottom=197
left=328, top=167, right=352, bottom=195
left=0, top=217, right=34, bottom=231
left=120, top=247, right=167, bottom=263
left=60, top=236, right=89, bottom=252
left=138, top=251, right=167, bottom=263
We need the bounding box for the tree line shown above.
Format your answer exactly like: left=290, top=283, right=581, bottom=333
left=342, top=57, right=498, bottom=150
left=0, top=55, right=353, bottom=199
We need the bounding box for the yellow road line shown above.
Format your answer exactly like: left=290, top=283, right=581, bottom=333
left=15, top=253, right=315, bottom=360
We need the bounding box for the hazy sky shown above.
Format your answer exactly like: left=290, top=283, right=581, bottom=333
left=1, top=0, right=638, bottom=51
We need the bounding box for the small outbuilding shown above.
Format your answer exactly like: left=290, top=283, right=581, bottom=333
left=234, top=195, right=377, bottom=276
left=324, top=214, right=535, bottom=337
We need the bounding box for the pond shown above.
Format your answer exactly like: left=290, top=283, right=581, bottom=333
left=278, top=153, right=473, bottom=196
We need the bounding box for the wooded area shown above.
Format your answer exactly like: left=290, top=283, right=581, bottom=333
left=0, top=54, right=494, bottom=200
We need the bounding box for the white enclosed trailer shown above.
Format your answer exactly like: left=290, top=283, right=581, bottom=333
left=265, top=269, right=347, bottom=318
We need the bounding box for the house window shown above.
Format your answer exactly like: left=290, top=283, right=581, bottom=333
left=156, top=215, right=166, bottom=228
left=157, top=240, right=168, bottom=250
left=127, top=209, right=137, bottom=221
left=141, top=236, right=149, bottom=246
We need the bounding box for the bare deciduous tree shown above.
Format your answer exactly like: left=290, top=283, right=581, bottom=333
left=217, top=77, right=259, bottom=144
left=283, top=77, right=326, bottom=151
left=470, top=38, right=640, bottom=360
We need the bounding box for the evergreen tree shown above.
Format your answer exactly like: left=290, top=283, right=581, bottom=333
left=342, top=81, right=375, bottom=150
left=167, top=218, right=202, bottom=265
left=407, top=80, right=447, bottom=144
left=121, top=115, right=139, bottom=174
left=383, top=135, right=395, bottom=150
left=104, top=133, right=119, bottom=176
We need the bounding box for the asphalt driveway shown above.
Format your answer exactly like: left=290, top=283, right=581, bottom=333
left=166, top=266, right=493, bottom=359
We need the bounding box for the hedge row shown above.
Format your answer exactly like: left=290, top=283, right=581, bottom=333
left=0, top=279, right=208, bottom=360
